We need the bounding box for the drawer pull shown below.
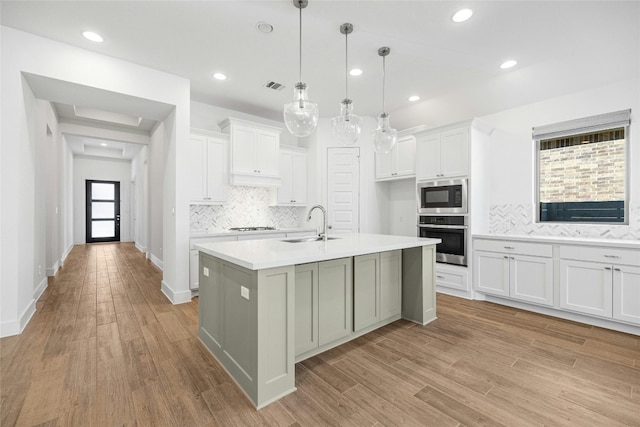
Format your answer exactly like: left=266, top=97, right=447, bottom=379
left=504, top=246, right=515, bottom=249
left=436, top=275, right=445, bottom=280
left=604, top=255, right=620, bottom=259
left=604, top=267, right=612, bottom=271
left=503, top=256, right=509, bottom=259
left=614, top=268, right=621, bottom=272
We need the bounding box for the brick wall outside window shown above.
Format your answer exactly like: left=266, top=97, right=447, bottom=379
left=539, top=139, right=625, bottom=203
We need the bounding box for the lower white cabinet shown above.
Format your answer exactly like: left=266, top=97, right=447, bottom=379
left=473, top=239, right=553, bottom=306
left=295, top=257, right=352, bottom=357
left=353, top=250, right=402, bottom=331
left=435, top=265, right=469, bottom=293
left=559, top=245, right=640, bottom=324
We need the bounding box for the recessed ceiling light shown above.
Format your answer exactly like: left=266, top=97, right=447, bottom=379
left=408, top=95, right=421, bottom=102
left=212, top=72, right=228, bottom=81
left=452, top=9, right=473, bottom=23
left=349, top=68, right=363, bottom=77
left=100, top=143, right=107, bottom=147
left=82, top=31, right=103, bottom=43
left=500, top=59, right=518, bottom=69
left=256, top=21, right=274, bottom=34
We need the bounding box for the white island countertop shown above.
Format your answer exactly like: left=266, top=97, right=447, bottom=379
left=194, top=233, right=441, bottom=270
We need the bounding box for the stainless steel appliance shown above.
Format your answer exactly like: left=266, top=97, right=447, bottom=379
left=417, top=178, right=467, bottom=214
left=418, top=215, right=467, bottom=266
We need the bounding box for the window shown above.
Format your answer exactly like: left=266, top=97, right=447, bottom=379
left=534, top=109, right=630, bottom=224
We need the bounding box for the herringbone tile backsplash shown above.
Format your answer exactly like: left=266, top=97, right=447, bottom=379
left=190, top=186, right=305, bottom=233
left=489, top=203, right=640, bottom=239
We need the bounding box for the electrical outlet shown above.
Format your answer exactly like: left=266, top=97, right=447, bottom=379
left=203, top=267, right=209, bottom=277
left=241, top=286, right=250, bottom=300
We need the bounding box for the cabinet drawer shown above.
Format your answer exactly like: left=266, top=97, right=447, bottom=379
left=559, top=245, right=640, bottom=267
left=435, top=268, right=468, bottom=291
left=474, top=239, right=552, bottom=258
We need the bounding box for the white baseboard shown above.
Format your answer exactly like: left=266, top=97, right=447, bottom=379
left=46, top=261, right=59, bottom=277
left=161, top=280, right=192, bottom=304
left=61, top=244, right=73, bottom=264
left=149, top=253, right=163, bottom=271
left=484, top=295, right=640, bottom=336
left=33, top=277, right=48, bottom=301
left=436, top=286, right=473, bottom=300
left=0, top=298, right=36, bottom=338
left=135, top=242, right=147, bottom=253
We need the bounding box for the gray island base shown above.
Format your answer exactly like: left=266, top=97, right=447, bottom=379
left=195, top=233, right=440, bottom=409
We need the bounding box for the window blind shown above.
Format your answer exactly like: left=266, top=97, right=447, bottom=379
left=532, top=109, right=631, bottom=140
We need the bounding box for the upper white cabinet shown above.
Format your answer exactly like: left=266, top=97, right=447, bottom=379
left=375, top=135, right=416, bottom=181
left=274, top=146, right=308, bottom=206
left=188, top=130, right=229, bottom=204
left=219, top=117, right=282, bottom=187
left=416, top=128, right=469, bottom=181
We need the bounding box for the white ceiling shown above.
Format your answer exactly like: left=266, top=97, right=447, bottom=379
left=2, top=1, right=639, bottom=125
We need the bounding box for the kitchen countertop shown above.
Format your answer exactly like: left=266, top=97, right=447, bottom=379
left=194, top=233, right=441, bottom=270
left=472, top=233, right=640, bottom=249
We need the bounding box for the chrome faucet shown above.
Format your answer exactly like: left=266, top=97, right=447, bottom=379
left=306, top=205, right=328, bottom=241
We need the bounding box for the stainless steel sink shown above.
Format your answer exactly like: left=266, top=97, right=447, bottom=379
left=282, top=236, right=340, bottom=243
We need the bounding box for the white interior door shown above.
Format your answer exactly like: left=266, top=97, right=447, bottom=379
left=327, top=147, right=360, bottom=233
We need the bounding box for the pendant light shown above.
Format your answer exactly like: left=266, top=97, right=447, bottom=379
left=372, top=47, right=397, bottom=154
left=283, top=0, right=319, bottom=138
left=331, top=23, right=362, bottom=145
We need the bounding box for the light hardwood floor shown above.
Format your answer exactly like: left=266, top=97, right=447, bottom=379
left=1, top=242, right=639, bottom=426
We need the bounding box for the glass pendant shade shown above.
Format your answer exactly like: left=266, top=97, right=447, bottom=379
left=372, top=113, right=397, bottom=154
left=284, top=82, right=319, bottom=137
left=331, top=99, right=362, bottom=145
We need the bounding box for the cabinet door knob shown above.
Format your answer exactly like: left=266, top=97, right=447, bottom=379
left=436, top=275, right=445, bottom=280
left=604, top=267, right=612, bottom=271
left=503, top=256, right=509, bottom=259
left=614, top=268, right=621, bottom=272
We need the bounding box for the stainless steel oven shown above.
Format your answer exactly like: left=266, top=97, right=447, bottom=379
left=417, top=178, right=467, bottom=214
left=418, top=215, right=467, bottom=266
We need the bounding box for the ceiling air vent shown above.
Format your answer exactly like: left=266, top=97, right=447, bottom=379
left=264, top=81, right=285, bottom=91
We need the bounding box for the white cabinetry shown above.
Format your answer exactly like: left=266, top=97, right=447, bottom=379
left=295, top=258, right=353, bottom=358
left=274, top=146, right=307, bottom=206
left=353, top=250, right=402, bottom=331
left=473, top=239, right=553, bottom=306
left=375, top=136, right=416, bottom=181
left=219, top=117, right=281, bottom=187
left=188, top=131, right=229, bottom=204
left=559, top=246, right=640, bottom=324
left=416, top=128, right=469, bottom=180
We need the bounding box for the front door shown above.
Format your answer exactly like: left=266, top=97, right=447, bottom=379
left=86, top=180, right=121, bottom=243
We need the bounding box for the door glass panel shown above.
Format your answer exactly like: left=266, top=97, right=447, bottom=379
left=92, top=221, right=115, bottom=238
left=92, top=202, right=114, bottom=219
left=92, top=182, right=114, bottom=200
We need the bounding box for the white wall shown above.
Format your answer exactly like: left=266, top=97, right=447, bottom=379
left=1, top=26, right=191, bottom=337
left=131, top=145, right=149, bottom=253
left=148, top=123, right=165, bottom=269
left=73, top=157, right=132, bottom=244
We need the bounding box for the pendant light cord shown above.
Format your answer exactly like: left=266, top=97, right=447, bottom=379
left=345, top=30, right=349, bottom=99
left=382, top=54, right=386, bottom=114
left=298, top=2, right=302, bottom=82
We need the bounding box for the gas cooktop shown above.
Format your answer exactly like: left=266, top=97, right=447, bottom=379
left=229, top=227, right=276, bottom=232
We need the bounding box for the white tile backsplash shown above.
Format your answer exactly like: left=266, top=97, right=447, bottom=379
left=190, top=186, right=305, bottom=233
left=488, top=203, right=640, bottom=239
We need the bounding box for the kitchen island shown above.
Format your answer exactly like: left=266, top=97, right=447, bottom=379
left=194, top=233, right=440, bottom=409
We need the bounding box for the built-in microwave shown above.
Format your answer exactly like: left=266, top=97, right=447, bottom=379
left=417, top=178, right=467, bottom=214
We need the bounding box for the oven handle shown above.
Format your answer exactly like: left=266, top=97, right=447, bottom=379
left=417, top=224, right=467, bottom=230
